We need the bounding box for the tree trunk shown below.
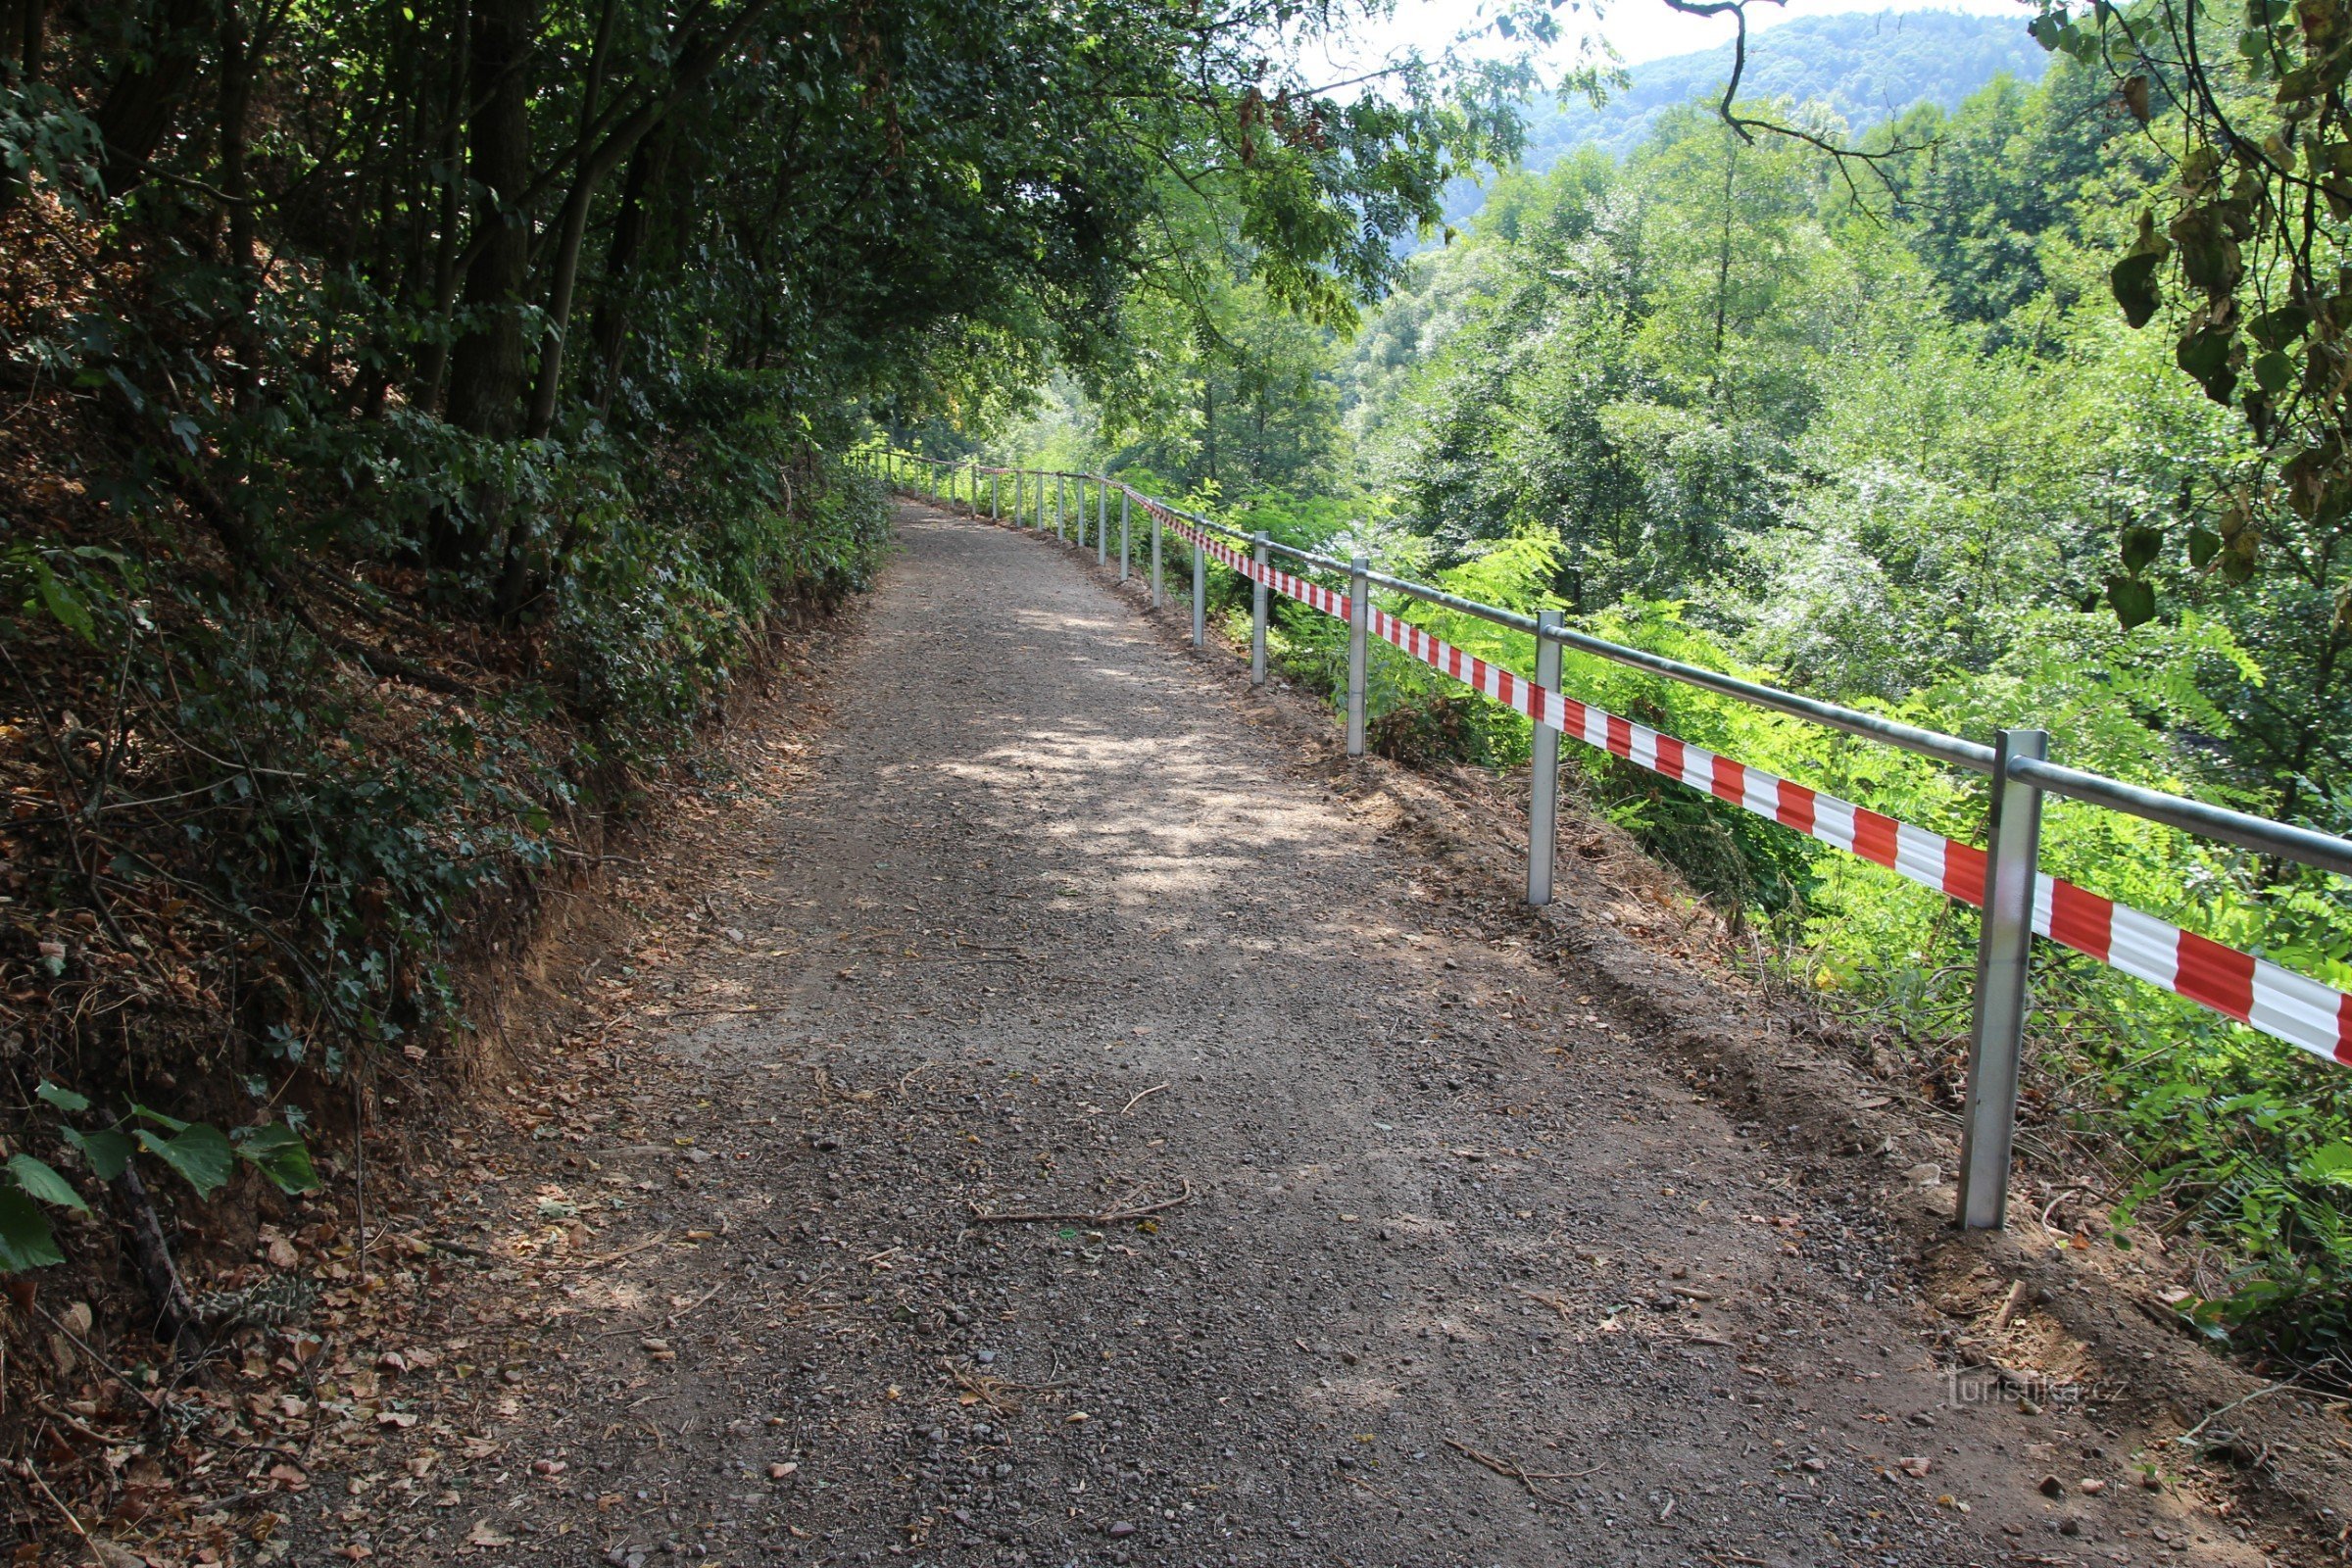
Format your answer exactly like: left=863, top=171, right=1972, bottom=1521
left=586, top=129, right=668, bottom=415
left=7, top=0, right=44, bottom=80
left=522, top=0, right=773, bottom=437
left=443, top=0, right=535, bottom=444
left=1709, top=137, right=1738, bottom=402
left=415, top=0, right=471, bottom=415
left=218, top=3, right=255, bottom=283
left=521, top=0, right=615, bottom=437
left=92, top=0, right=213, bottom=197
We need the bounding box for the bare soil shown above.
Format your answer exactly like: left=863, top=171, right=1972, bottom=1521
left=272, top=504, right=2351, bottom=1568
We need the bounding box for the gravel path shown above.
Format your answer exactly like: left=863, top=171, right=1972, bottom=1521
left=312, top=505, right=2261, bottom=1568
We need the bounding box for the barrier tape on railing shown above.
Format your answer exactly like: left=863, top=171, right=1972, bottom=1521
left=1161, top=513, right=1351, bottom=619
left=1366, top=609, right=2352, bottom=1066
left=900, top=459, right=2352, bottom=1066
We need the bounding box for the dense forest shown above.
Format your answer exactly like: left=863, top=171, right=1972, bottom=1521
left=0, top=0, right=1533, bottom=1462
left=962, top=15, right=2352, bottom=1367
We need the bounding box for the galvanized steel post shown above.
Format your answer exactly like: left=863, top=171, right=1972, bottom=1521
left=991, top=471, right=1000, bottom=519
left=1346, top=556, right=1369, bottom=757
left=1191, top=534, right=1205, bottom=646
left=1250, top=533, right=1269, bottom=686
left=1098, top=480, right=1107, bottom=566
left=1055, top=474, right=1065, bottom=538
left=1151, top=509, right=1163, bottom=607
left=1119, top=491, right=1131, bottom=581
left=1956, top=727, right=2048, bottom=1232
left=1528, top=611, right=1565, bottom=906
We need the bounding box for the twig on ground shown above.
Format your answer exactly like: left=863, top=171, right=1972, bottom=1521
left=1441, top=1437, right=1598, bottom=1504
left=1119, top=1083, right=1168, bottom=1114
left=1989, top=1280, right=2031, bottom=1332
left=952, top=1364, right=1025, bottom=1414
left=2178, top=1380, right=2299, bottom=1446
left=665, top=1283, right=725, bottom=1328
left=2038, top=1188, right=2078, bottom=1232
left=1515, top=1286, right=1577, bottom=1321
left=965, top=1178, right=1194, bottom=1227
left=33, top=1301, right=169, bottom=1420
left=21, top=1446, right=92, bottom=1544
left=553, top=1232, right=672, bottom=1272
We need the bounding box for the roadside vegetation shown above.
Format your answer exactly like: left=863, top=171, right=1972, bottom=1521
left=939, top=16, right=2352, bottom=1379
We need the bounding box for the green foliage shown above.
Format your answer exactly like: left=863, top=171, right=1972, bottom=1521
left=2025, top=0, right=2352, bottom=625
left=0, top=1085, right=318, bottom=1274
left=1299, top=50, right=2352, bottom=1367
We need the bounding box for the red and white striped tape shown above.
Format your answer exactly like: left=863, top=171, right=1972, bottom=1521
left=1158, top=514, right=2352, bottom=1066
left=2033, top=878, right=2351, bottom=1065
left=1162, top=514, right=1352, bottom=619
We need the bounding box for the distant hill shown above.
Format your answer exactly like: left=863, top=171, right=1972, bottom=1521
left=1446, top=10, right=2047, bottom=223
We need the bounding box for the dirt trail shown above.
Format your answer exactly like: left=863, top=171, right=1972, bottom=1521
left=295, top=506, right=2275, bottom=1568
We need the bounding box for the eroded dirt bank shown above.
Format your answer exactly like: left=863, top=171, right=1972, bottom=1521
left=281, top=506, right=2338, bottom=1568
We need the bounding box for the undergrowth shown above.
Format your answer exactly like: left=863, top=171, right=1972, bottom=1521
left=0, top=262, right=889, bottom=1377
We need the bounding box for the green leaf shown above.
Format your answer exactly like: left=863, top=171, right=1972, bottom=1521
left=0, top=1188, right=63, bottom=1271
left=2111, top=252, right=2163, bottom=328
left=233, top=1124, right=321, bottom=1195
left=2107, top=576, right=2157, bottom=629
left=2300, top=1140, right=2352, bottom=1186
left=2110, top=210, right=2170, bottom=328
left=136, top=1123, right=234, bottom=1198
left=129, top=1102, right=190, bottom=1134
left=2253, top=349, right=2293, bottom=396
left=2175, top=326, right=2237, bottom=405
left=30, top=560, right=93, bottom=643
left=34, top=1081, right=91, bottom=1114
left=2247, top=304, right=2309, bottom=352
left=5, top=1154, right=87, bottom=1213
left=2120, top=524, right=2163, bottom=574
left=62, top=1127, right=131, bottom=1181
left=2187, top=526, right=2222, bottom=568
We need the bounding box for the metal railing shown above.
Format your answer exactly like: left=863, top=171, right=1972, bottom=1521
left=857, top=447, right=2352, bottom=1233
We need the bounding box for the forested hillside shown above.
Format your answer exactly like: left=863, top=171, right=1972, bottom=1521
left=1498, top=10, right=2047, bottom=183
left=1432, top=11, right=2048, bottom=232
left=974, top=30, right=2352, bottom=1372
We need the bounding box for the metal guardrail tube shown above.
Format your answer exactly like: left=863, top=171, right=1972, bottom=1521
left=1543, top=624, right=1996, bottom=774
left=1262, top=537, right=1352, bottom=574
left=2005, top=758, right=2352, bottom=879
left=1365, top=569, right=1544, bottom=633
